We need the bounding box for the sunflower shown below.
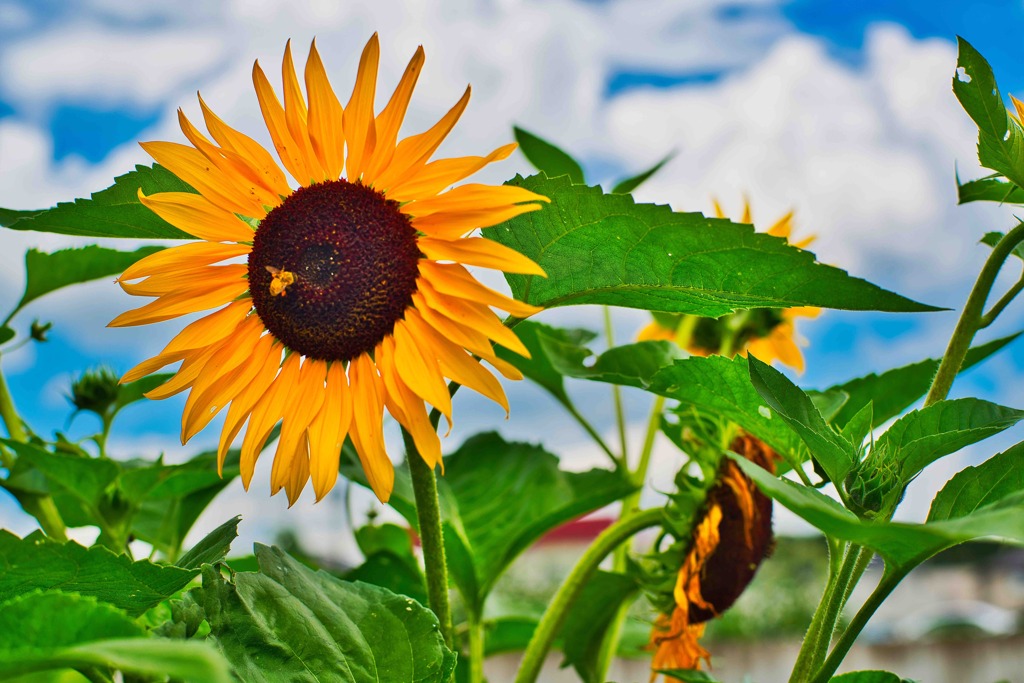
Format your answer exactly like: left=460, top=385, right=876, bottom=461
left=110, top=36, right=548, bottom=505
left=638, top=199, right=820, bottom=373
left=649, top=434, right=776, bottom=675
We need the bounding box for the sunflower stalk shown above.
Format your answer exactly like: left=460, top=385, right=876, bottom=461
left=514, top=507, right=664, bottom=683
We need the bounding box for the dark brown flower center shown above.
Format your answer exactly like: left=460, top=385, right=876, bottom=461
left=248, top=180, right=421, bottom=362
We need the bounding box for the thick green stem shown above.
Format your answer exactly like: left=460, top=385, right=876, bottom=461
left=405, top=429, right=454, bottom=648
left=603, top=307, right=629, bottom=461
left=468, top=613, right=485, bottom=683
left=925, top=222, right=1024, bottom=407
left=514, top=508, right=663, bottom=683
left=809, top=568, right=907, bottom=683
left=0, top=363, right=27, bottom=442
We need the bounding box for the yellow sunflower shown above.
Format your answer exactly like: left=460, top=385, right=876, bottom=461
left=638, top=199, right=820, bottom=373
left=110, top=36, right=548, bottom=505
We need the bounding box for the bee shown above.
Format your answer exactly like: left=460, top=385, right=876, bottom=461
left=265, top=265, right=297, bottom=297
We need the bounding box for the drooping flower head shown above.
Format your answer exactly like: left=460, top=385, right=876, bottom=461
left=648, top=434, right=776, bottom=675
left=638, top=199, right=820, bottom=372
left=111, top=36, right=548, bottom=504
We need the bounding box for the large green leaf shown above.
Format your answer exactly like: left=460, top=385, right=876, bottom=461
left=11, top=245, right=162, bottom=320
left=2, top=439, right=121, bottom=517
left=559, top=570, right=640, bottom=683
left=953, top=38, right=1024, bottom=191
left=825, top=333, right=1020, bottom=430
left=0, top=530, right=197, bottom=616
left=201, top=545, right=457, bottom=683
left=873, top=398, right=1024, bottom=480
left=928, top=441, right=1024, bottom=522
left=513, top=127, right=585, bottom=184
left=829, top=671, right=917, bottom=683
left=495, top=321, right=598, bottom=407
left=957, top=175, right=1024, bottom=205
left=748, top=356, right=857, bottom=484
left=0, top=164, right=194, bottom=239
left=731, top=454, right=1024, bottom=571
left=0, top=590, right=230, bottom=682
left=176, top=516, right=241, bottom=570
left=485, top=175, right=937, bottom=315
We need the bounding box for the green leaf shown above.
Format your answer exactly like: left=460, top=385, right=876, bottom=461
left=344, top=550, right=428, bottom=607
left=981, top=230, right=1024, bottom=260
left=611, top=151, right=676, bottom=194
left=731, top=454, right=1024, bottom=570
left=201, top=545, right=457, bottom=683
left=513, top=127, right=585, bottom=183
left=957, top=175, right=1024, bottom=205
left=550, top=339, right=685, bottom=388
left=0, top=531, right=198, bottom=616
left=829, top=671, right=917, bottom=683
left=748, top=356, right=857, bottom=484
left=112, top=372, right=173, bottom=415
left=355, top=523, right=415, bottom=557
left=560, top=571, right=640, bottom=683
left=176, top=516, right=241, bottom=570
left=0, top=326, right=14, bottom=344
left=953, top=38, right=1024, bottom=190
left=656, top=670, right=723, bottom=682
left=11, top=245, right=162, bottom=320
left=929, top=441, right=1024, bottom=522
left=2, top=439, right=120, bottom=513
left=873, top=398, right=1024, bottom=480
left=495, top=321, right=598, bottom=407
left=0, top=590, right=230, bottom=682
left=483, top=616, right=539, bottom=655
left=0, top=164, right=195, bottom=239
left=485, top=175, right=938, bottom=315
left=826, top=333, right=1020, bottom=430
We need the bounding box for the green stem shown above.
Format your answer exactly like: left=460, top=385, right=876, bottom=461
left=565, top=402, right=619, bottom=465
left=404, top=428, right=454, bottom=648
left=603, top=307, right=629, bottom=461
left=788, top=540, right=846, bottom=683
left=809, top=568, right=907, bottom=683
left=0, top=362, right=28, bottom=442
left=514, top=508, right=664, bottom=683
left=925, top=222, right=1024, bottom=407
left=468, top=613, right=485, bottom=683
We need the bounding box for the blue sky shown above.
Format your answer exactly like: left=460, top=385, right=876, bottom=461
left=2, top=0, right=1024, bottom=549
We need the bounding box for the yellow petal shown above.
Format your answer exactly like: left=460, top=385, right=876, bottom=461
left=140, top=141, right=265, bottom=218
left=344, top=34, right=380, bottom=180
left=120, top=240, right=250, bottom=282
left=119, top=264, right=249, bottom=297
left=741, top=197, right=751, bottom=224
left=270, top=358, right=326, bottom=496
left=347, top=352, right=394, bottom=502
left=120, top=349, right=187, bottom=385
left=387, top=143, right=517, bottom=202
left=711, top=197, right=725, bottom=219
left=253, top=60, right=316, bottom=185
left=304, top=39, right=345, bottom=181
left=378, top=336, right=442, bottom=469
left=404, top=184, right=548, bottom=218
left=217, top=342, right=284, bottom=474
left=308, top=362, right=352, bottom=501
left=419, top=261, right=543, bottom=318
left=137, top=191, right=255, bottom=243
left=240, top=351, right=301, bottom=489
left=283, top=431, right=311, bottom=506
left=417, top=279, right=530, bottom=357
left=198, top=92, right=291, bottom=198
left=363, top=45, right=425, bottom=184
left=391, top=319, right=452, bottom=426
left=161, top=299, right=253, bottom=355
left=412, top=204, right=544, bottom=240
left=766, top=210, right=794, bottom=239
left=109, top=279, right=250, bottom=327
left=144, top=345, right=217, bottom=400
left=374, top=86, right=471, bottom=191
left=281, top=40, right=326, bottom=183
left=412, top=290, right=516, bottom=372
left=419, top=236, right=545, bottom=276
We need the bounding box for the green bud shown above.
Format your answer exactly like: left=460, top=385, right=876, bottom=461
left=844, top=454, right=905, bottom=519
left=30, top=320, right=52, bottom=342
left=68, top=366, right=121, bottom=418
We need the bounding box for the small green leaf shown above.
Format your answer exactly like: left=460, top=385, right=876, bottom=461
left=929, top=441, right=1024, bottom=522
left=748, top=356, right=857, bottom=484
left=496, top=321, right=598, bottom=407
left=483, top=616, right=539, bottom=655
left=0, top=591, right=231, bottom=682
left=611, top=151, right=676, bottom=194
left=0, top=326, right=14, bottom=344
left=201, top=545, right=457, bottom=682
left=112, top=372, right=173, bottom=415
left=176, top=516, right=241, bottom=570
left=354, top=523, right=415, bottom=558
left=560, top=571, right=640, bottom=683
left=0, top=531, right=197, bottom=616
left=486, top=175, right=938, bottom=315
left=656, top=670, right=723, bottom=682
left=826, top=332, right=1019, bottom=430
left=981, top=230, right=1024, bottom=260
left=731, top=454, right=1024, bottom=571
left=513, top=127, right=585, bottom=183
left=550, top=339, right=684, bottom=388
left=829, top=671, right=917, bottom=683
left=953, top=38, right=1024, bottom=190
left=874, top=398, right=1024, bottom=480
left=958, top=175, right=1024, bottom=205
left=12, top=246, right=162, bottom=321
left=0, top=164, right=195, bottom=239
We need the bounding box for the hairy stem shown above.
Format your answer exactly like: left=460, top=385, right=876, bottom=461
left=604, top=306, right=629, bottom=461
left=926, top=221, right=1024, bottom=406
left=404, top=429, right=454, bottom=648
left=468, top=613, right=485, bottom=683
left=514, top=508, right=664, bottom=683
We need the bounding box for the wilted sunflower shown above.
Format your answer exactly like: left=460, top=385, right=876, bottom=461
left=111, top=36, right=548, bottom=504
left=638, top=199, right=820, bottom=372
left=649, top=434, right=776, bottom=675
